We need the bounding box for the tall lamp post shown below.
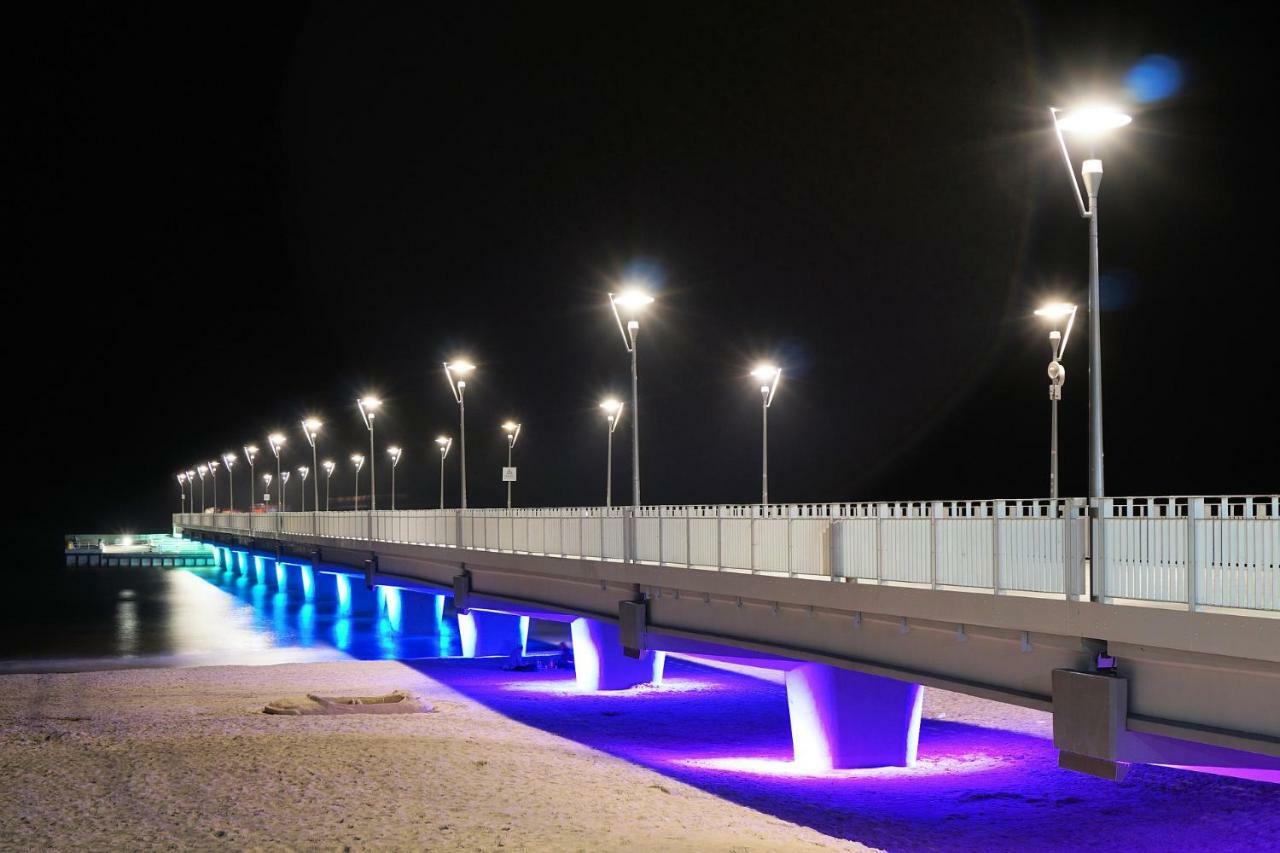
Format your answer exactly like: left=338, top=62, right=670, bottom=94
left=207, top=459, right=220, bottom=510
left=302, top=418, right=322, bottom=514
left=1050, top=104, right=1130, bottom=499
left=357, top=398, right=380, bottom=510
left=196, top=465, right=208, bottom=512
left=501, top=421, right=521, bottom=509
left=268, top=433, right=286, bottom=511
left=177, top=473, right=187, bottom=513
left=243, top=445, right=259, bottom=509
left=609, top=286, right=655, bottom=507
left=444, top=361, right=474, bottom=508
left=297, top=466, right=310, bottom=511
left=750, top=364, right=782, bottom=505
left=1034, top=302, right=1078, bottom=500
left=322, top=460, right=335, bottom=511
left=386, top=446, right=402, bottom=510
left=262, top=473, right=273, bottom=507
left=222, top=453, right=236, bottom=512
left=351, top=454, right=364, bottom=511
left=435, top=436, right=452, bottom=509
left=281, top=470, right=291, bottom=511
left=186, top=470, right=197, bottom=512
left=599, top=399, right=623, bottom=508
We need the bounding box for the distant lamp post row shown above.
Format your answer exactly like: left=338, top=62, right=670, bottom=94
left=387, top=445, right=402, bottom=511
left=350, top=453, right=364, bottom=511
left=435, top=436, right=452, bottom=509
left=443, top=361, right=474, bottom=508
left=599, top=398, right=623, bottom=508
left=322, top=459, right=336, bottom=511
left=1034, top=302, right=1078, bottom=500
left=357, top=397, right=380, bottom=510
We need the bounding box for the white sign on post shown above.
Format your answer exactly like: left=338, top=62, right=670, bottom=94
left=263, top=493, right=271, bottom=503
left=502, top=467, right=518, bottom=482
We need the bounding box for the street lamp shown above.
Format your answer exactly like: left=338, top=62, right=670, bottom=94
left=196, top=465, right=208, bottom=512
left=268, top=433, right=286, bottom=511
left=243, top=445, right=259, bottom=509
left=281, top=470, right=291, bottom=511
left=186, top=470, right=197, bottom=512
left=177, top=473, right=187, bottom=513
left=351, top=453, right=364, bottom=511
left=297, top=466, right=310, bottom=511
left=322, top=460, right=336, bottom=511
left=1050, top=103, right=1130, bottom=499
left=386, top=446, right=402, bottom=510
left=435, top=436, right=452, bottom=509
left=207, top=459, right=220, bottom=510
left=501, top=421, right=521, bottom=509
left=599, top=398, right=623, bottom=508
left=262, top=472, right=273, bottom=507
left=222, top=453, right=236, bottom=512
left=750, top=364, right=782, bottom=505
left=301, top=417, right=322, bottom=513
left=357, top=397, right=380, bottom=510
left=609, top=284, right=654, bottom=507
left=1034, top=302, right=1078, bottom=500
left=444, top=361, right=474, bottom=508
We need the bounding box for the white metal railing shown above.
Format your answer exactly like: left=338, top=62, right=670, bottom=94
left=171, top=494, right=1279, bottom=614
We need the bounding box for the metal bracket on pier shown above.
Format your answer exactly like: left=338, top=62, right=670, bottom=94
left=453, top=571, right=472, bottom=615
left=619, top=599, right=648, bottom=659
left=363, top=555, right=378, bottom=590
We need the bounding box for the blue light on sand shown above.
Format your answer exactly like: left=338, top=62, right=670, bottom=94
left=1126, top=54, right=1182, bottom=102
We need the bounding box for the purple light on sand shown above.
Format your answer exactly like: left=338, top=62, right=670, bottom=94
left=678, top=754, right=999, bottom=779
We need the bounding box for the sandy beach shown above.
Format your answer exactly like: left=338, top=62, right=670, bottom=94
left=0, top=660, right=868, bottom=851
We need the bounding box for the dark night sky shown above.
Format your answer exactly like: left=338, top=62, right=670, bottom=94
left=9, top=2, right=1278, bottom=561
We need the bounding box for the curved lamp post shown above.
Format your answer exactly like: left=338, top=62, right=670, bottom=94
left=280, top=470, right=291, bottom=511
left=599, top=398, right=623, bottom=508
left=1034, top=302, right=1078, bottom=500
left=297, top=466, right=310, bottom=511
left=435, top=436, right=452, bottom=509
left=222, top=453, right=236, bottom=512
left=1050, top=104, right=1130, bottom=499
left=357, top=398, right=380, bottom=510
left=196, top=465, right=208, bottom=512
left=177, top=473, right=187, bottom=513
left=501, top=421, right=521, bottom=509
left=302, top=417, right=322, bottom=513
left=268, top=433, right=286, bottom=511
left=444, top=361, right=474, bottom=508
left=322, top=460, right=336, bottom=511
left=207, top=459, right=220, bottom=510
left=186, top=470, right=197, bottom=512
left=609, top=285, right=654, bottom=507
left=262, top=472, right=273, bottom=507
left=386, top=446, right=402, bottom=510
left=243, top=445, right=259, bottom=509
left=351, top=454, right=364, bottom=511
left=750, top=364, right=782, bottom=506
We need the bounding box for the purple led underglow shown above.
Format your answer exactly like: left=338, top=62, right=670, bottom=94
left=458, top=610, right=529, bottom=658
left=408, top=657, right=1280, bottom=851
left=500, top=676, right=711, bottom=697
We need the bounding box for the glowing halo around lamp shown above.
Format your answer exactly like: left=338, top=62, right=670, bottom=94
left=1053, top=104, right=1131, bottom=135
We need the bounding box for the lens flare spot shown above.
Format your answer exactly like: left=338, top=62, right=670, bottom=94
left=1126, top=54, right=1182, bottom=102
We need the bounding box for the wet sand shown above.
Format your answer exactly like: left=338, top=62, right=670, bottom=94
left=0, top=660, right=866, bottom=851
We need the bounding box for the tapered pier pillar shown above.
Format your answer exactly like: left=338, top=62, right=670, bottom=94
left=458, top=610, right=528, bottom=658
left=251, top=555, right=268, bottom=585
left=379, top=587, right=445, bottom=634
left=570, top=618, right=666, bottom=691
left=232, top=550, right=249, bottom=577
left=784, top=663, right=923, bottom=770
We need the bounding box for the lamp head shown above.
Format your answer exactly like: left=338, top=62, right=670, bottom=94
left=445, top=360, right=475, bottom=376
left=297, top=465, right=309, bottom=478
left=751, top=363, right=780, bottom=381
left=358, top=397, right=380, bottom=412
left=262, top=473, right=272, bottom=484
left=197, top=465, right=208, bottom=477
left=501, top=421, right=519, bottom=434
left=387, top=446, right=402, bottom=465
left=1054, top=104, right=1131, bottom=137
left=323, top=459, right=336, bottom=475
left=612, top=285, right=655, bottom=316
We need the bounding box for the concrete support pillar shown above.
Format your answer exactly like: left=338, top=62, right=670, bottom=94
left=458, top=610, right=529, bottom=658
left=232, top=550, right=249, bottom=577
left=378, top=587, right=445, bottom=634
left=308, top=568, right=340, bottom=603
left=570, top=618, right=666, bottom=691
left=784, top=663, right=923, bottom=770
left=277, top=563, right=309, bottom=599
left=332, top=573, right=378, bottom=616
left=252, top=555, right=268, bottom=585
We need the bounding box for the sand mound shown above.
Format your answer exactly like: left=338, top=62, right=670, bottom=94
left=263, top=689, right=431, bottom=715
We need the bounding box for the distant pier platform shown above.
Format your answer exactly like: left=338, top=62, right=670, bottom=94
left=63, top=532, right=215, bottom=568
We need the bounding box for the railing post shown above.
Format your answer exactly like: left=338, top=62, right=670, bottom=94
left=876, top=503, right=887, bottom=584
left=930, top=501, right=943, bottom=589
left=786, top=506, right=794, bottom=576
left=686, top=506, right=693, bottom=568
left=624, top=507, right=636, bottom=564
left=993, top=499, right=1004, bottom=594
left=716, top=506, right=723, bottom=571
left=1186, top=497, right=1204, bottom=611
